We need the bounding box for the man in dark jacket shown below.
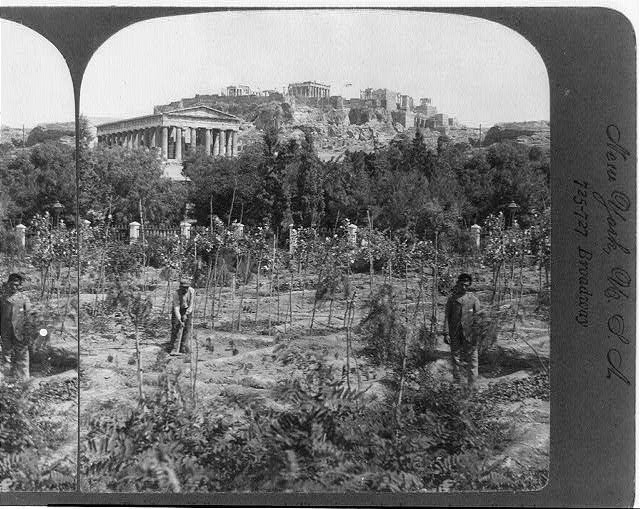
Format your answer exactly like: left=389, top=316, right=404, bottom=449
left=443, top=273, right=481, bottom=389
left=0, top=273, right=32, bottom=379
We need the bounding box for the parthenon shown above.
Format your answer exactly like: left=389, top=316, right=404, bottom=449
left=96, top=105, right=242, bottom=161
left=287, top=81, right=330, bottom=98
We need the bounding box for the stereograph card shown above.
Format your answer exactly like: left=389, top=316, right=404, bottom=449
left=0, top=4, right=635, bottom=507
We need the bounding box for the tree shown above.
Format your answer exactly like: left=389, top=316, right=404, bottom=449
left=81, top=145, right=187, bottom=224
left=0, top=142, right=75, bottom=222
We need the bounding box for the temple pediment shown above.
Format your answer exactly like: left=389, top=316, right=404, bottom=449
left=164, top=105, right=241, bottom=123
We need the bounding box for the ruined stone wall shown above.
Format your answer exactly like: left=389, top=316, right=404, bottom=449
left=154, top=93, right=284, bottom=114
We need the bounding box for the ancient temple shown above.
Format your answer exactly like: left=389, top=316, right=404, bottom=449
left=96, top=105, right=242, bottom=164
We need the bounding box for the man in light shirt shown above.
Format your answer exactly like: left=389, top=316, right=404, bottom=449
left=169, top=278, right=195, bottom=355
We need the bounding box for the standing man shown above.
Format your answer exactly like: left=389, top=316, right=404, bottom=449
left=443, top=273, right=481, bottom=389
left=169, top=278, right=195, bottom=355
left=0, top=273, right=32, bottom=379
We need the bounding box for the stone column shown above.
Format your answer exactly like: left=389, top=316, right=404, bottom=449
left=161, top=127, right=168, bottom=158
left=225, top=130, right=232, bottom=156
left=231, top=131, right=238, bottom=156
left=150, top=127, right=157, bottom=148
left=129, top=221, right=141, bottom=244
left=133, top=130, right=139, bottom=149
left=15, top=224, right=26, bottom=249
left=191, top=127, right=197, bottom=150
left=175, top=127, right=182, bottom=161
left=205, top=129, right=213, bottom=155
left=212, top=130, right=219, bottom=155
left=219, top=130, right=227, bottom=156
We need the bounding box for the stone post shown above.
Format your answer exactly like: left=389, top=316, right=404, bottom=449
left=205, top=129, right=212, bottom=155
left=213, top=130, right=220, bottom=155
left=175, top=127, right=182, bottom=161
left=347, top=224, right=358, bottom=247
left=219, top=130, right=227, bottom=156
left=289, top=225, right=298, bottom=255
left=232, top=222, right=244, bottom=239
left=180, top=220, right=192, bottom=240
left=161, top=127, right=168, bottom=158
left=471, top=223, right=481, bottom=250
left=129, top=221, right=141, bottom=244
left=15, top=224, right=26, bottom=249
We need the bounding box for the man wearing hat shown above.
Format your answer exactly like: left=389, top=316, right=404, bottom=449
left=443, top=273, right=481, bottom=389
left=0, top=273, right=32, bottom=379
left=169, top=278, right=195, bottom=355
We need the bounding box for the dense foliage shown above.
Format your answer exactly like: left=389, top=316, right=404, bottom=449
left=81, top=346, right=548, bottom=493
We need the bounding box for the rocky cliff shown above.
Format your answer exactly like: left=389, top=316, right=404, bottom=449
left=237, top=101, right=549, bottom=160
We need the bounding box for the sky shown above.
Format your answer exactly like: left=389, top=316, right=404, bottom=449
left=0, top=20, right=74, bottom=127
left=1, top=10, right=551, bottom=128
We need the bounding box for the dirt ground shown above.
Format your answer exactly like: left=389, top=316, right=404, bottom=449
left=79, top=268, right=550, bottom=490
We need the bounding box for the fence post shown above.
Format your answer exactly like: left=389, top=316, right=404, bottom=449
left=15, top=224, right=26, bottom=249
left=471, top=223, right=481, bottom=250
left=289, top=224, right=298, bottom=255
left=180, top=221, right=192, bottom=240
left=347, top=224, right=358, bottom=247
left=232, top=222, right=244, bottom=240
left=129, top=221, right=141, bottom=244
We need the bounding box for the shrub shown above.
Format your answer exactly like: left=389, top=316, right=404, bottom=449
left=0, top=227, right=22, bottom=257
left=358, top=284, right=406, bottom=365
left=104, top=241, right=144, bottom=279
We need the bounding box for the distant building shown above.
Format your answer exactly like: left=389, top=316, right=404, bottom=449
left=391, top=109, right=415, bottom=128
left=226, top=85, right=252, bottom=96
left=415, top=97, right=438, bottom=118
left=431, top=113, right=449, bottom=127
left=399, top=94, right=414, bottom=111
left=360, top=88, right=399, bottom=110
left=288, top=81, right=330, bottom=98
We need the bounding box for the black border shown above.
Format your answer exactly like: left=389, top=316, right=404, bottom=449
left=0, top=6, right=635, bottom=507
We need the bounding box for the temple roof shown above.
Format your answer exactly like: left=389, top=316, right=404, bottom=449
left=97, top=105, right=241, bottom=133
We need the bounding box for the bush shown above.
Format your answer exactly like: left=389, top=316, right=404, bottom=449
left=144, top=237, right=178, bottom=268
left=358, top=284, right=406, bottom=365
left=0, top=227, right=22, bottom=257
left=0, top=380, right=76, bottom=491
left=104, top=241, right=144, bottom=279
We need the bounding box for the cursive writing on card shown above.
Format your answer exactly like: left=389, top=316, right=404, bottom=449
left=600, top=125, right=632, bottom=385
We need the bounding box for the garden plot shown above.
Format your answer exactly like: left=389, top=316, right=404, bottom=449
left=80, top=268, right=549, bottom=493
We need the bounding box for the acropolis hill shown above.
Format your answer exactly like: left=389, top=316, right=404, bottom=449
left=148, top=84, right=548, bottom=158
left=4, top=84, right=550, bottom=160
